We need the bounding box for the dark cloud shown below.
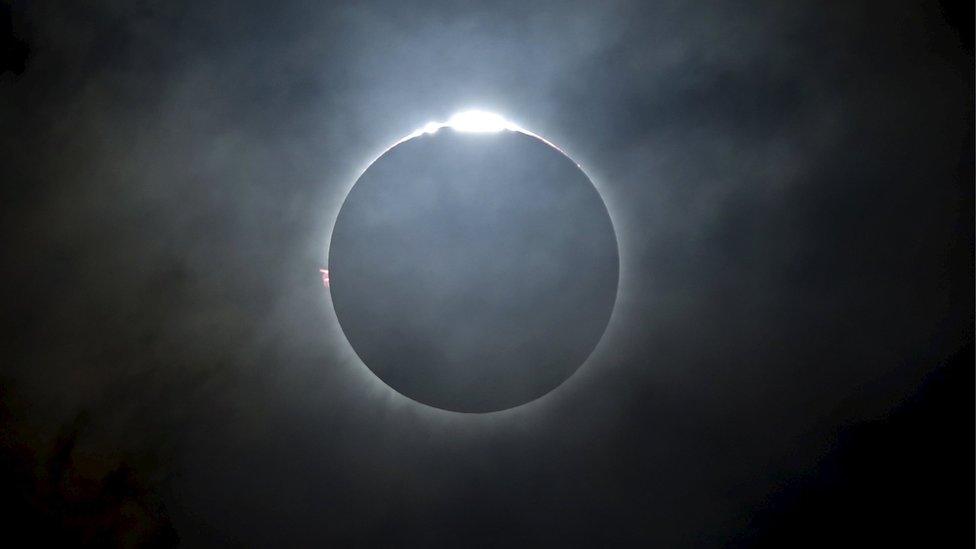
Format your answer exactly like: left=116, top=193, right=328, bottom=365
left=1, top=0, right=971, bottom=545
left=732, top=343, right=974, bottom=548
left=0, top=404, right=178, bottom=546
left=0, top=3, right=30, bottom=77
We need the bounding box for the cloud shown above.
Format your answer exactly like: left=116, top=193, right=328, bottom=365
left=0, top=0, right=970, bottom=544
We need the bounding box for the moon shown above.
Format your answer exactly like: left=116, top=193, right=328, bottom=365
left=329, top=113, right=619, bottom=413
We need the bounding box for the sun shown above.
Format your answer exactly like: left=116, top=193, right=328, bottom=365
left=328, top=117, right=619, bottom=412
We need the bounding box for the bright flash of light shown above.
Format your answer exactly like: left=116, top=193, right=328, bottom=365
left=396, top=110, right=569, bottom=160
left=445, top=110, right=516, bottom=133
left=400, top=110, right=524, bottom=142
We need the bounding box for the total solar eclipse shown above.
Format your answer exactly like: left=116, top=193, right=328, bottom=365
left=329, top=112, right=619, bottom=412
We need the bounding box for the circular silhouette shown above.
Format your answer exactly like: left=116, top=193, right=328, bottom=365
left=330, top=127, right=618, bottom=412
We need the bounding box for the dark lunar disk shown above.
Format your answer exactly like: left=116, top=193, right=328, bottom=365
left=329, top=128, right=618, bottom=412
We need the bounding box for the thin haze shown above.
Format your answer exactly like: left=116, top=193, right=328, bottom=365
left=0, top=0, right=971, bottom=545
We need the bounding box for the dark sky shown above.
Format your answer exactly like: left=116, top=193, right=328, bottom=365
left=1, top=0, right=972, bottom=546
